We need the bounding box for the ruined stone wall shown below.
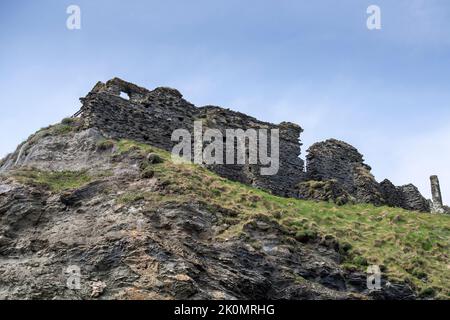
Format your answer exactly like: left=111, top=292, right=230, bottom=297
left=196, top=106, right=304, bottom=196
left=305, top=139, right=384, bottom=205
left=379, top=179, right=430, bottom=212
left=79, top=78, right=305, bottom=196
left=305, top=139, right=430, bottom=212
left=306, top=139, right=363, bottom=191
left=76, top=78, right=433, bottom=211
left=80, top=79, right=198, bottom=151
left=379, top=179, right=404, bottom=208
left=398, top=184, right=430, bottom=212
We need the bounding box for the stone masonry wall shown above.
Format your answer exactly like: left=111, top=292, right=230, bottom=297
left=305, top=139, right=430, bottom=212
left=74, top=78, right=433, bottom=211
left=306, top=139, right=384, bottom=205
left=380, top=179, right=430, bottom=212
left=398, top=184, right=430, bottom=212
left=78, top=78, right=305, bottom=197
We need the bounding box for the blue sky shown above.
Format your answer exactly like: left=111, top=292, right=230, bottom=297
left=1, top=0, right=450, bottom=199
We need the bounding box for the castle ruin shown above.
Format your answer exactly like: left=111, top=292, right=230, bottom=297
left=68, top=78, right=447, bottom=214
left=77, top=78, right=304, bottom=197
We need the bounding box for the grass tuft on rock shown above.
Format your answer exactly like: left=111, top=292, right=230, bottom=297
left=11, top=168, right=93, bottom=192
left=27, top=118, right=83, bottom=145
left=96, top=139, right=115, bottom=151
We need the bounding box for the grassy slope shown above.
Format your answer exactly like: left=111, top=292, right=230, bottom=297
left=116, top=140, right=450, bottom=299
left=7, top=138, right=450, bottom=299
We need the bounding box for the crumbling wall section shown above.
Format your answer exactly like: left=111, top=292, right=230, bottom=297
left=305, top=139, right=384, bottom=205
left=80, top=79, right=198, bottom=151
left=76, top=78, right=434, bottom=211
left=305, top=139, right=431, bottom=212
left=379, top=179, right=404, bottom=208
left=379, top=179, right=430, bottom=212
left=197, top=106, right=304, bottom=196
left=79, top=78, right=305, bottom=196
left=398, top=184, right=430, bottom=212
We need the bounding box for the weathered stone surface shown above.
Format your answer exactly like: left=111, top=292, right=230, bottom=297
left=1, top=78, right=436, bottom=212
left=297, top=180, right=351, bottom=205
left=59, top=181, right=106, bottom=207
left=0, top=78, right=441, bottom=300
left=380, top=179, right=431, bottom=212
left=306, top=139, right=362, bottom=190
left=352, top=165, right=384, bottom=206
left=398, top=184, right=430, bottom=213
left=306, top=139, right=384, bottom=205
left=379, top=179, right=404, bottom=208
left=0, top=170, right=416, bottom=299
left=430, top=175, right=445, bottom=214
left=305, top=139, right=433, bottom=211
left=146, top=153, right=163, bottom=164
left=78, top=78, right=305, bottom=197
left=0, top=128, right=110, bottom=173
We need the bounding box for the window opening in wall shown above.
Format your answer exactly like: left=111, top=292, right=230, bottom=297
left=120, top=91, right=130, bottom=100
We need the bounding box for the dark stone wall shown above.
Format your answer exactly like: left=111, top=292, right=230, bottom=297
left=305, top=139, right=430, bottom=212
left=380, top=179, right=430, bottom=212
left=398, top=184, right=430, bottom=212
left=379, top=179, right=404, bottom=208
left=306, top=139, right=362, bottom=191
left=79, top=78, right=305, bottom=197
left=80, top=79, right=198, bottom=151
left=196, top=106, right=304, bottom=197
left=75, top=78, right=431, bottom=212
left=306, top=139, right=384, bottom=205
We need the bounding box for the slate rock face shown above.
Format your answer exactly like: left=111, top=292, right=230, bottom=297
left=0, top=167, right=417, bottom=299
left=0, top=128, right=109, bottom=173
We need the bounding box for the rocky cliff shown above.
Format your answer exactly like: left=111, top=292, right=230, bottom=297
left=0, top=78, right=449, bottom=300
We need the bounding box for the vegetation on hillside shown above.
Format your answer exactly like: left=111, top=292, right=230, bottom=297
left=114, top=139, right=450, bottom=299
left=11, top=168, right=93, bottom=192
left=7, top=138, right=450, bottom=299
left=26, top=117, right=84, bottom=145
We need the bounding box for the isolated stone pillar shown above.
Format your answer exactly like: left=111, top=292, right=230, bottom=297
left=430, top=175, right=444, bottom=213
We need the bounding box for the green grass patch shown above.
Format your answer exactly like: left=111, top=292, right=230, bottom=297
left=117, top=192, right=145, bottom=204
left=27, top=118, right=83, bottom=145
left=96, top=139, right=115, bottom=151
left=11, top=168, right=93, bottom=192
